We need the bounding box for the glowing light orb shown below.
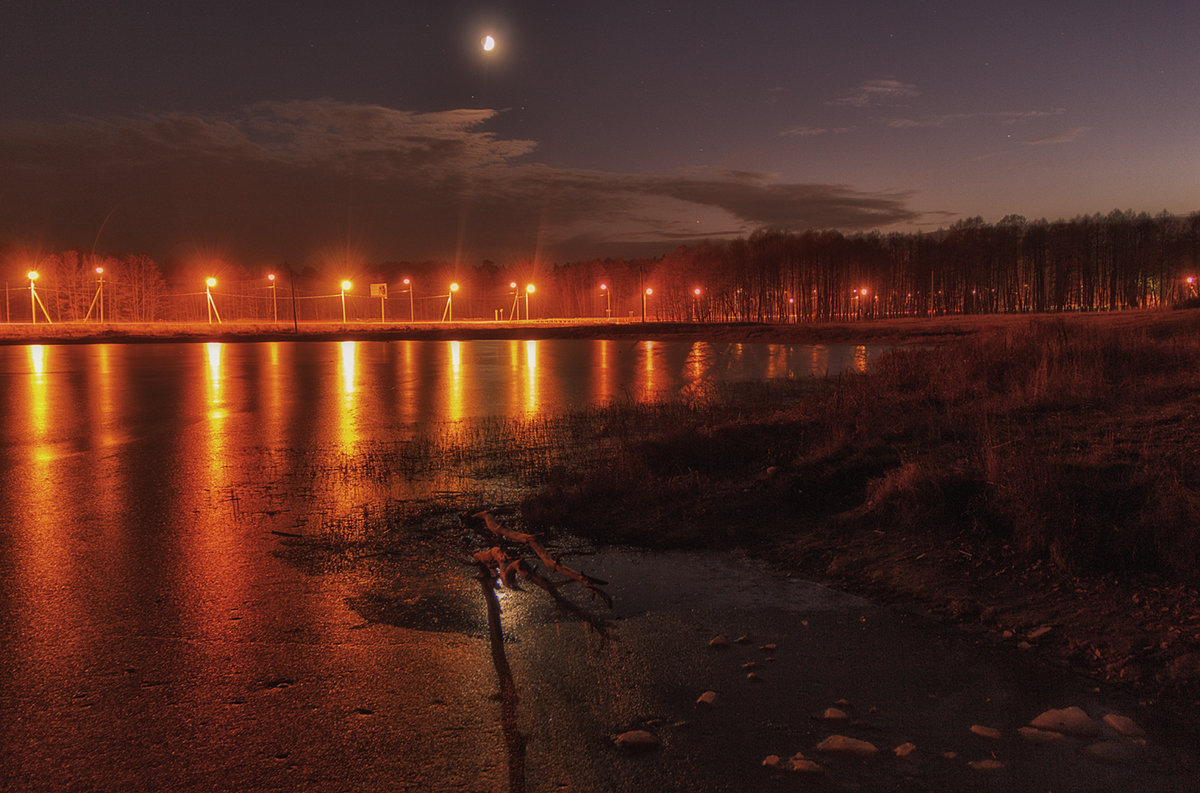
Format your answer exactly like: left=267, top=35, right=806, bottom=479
left=341, top=280, right=352, bottom=292
left=27, top=271, right=39, bottom=281
left=526, top=284, right=535, bottom=294
left=206, top=277, right=216, bottom=288
left=450, top=282, right=460, bottom=292
left=482, top=34, right=495, bottom=52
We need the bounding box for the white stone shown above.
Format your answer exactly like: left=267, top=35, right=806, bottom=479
left=1030, top=706, right=1101, bottom=736
left=894, top=742, right=917, bottom=757
left=614, top=730, right=660, bottom=751
left=970, top=724, right=1003, bottom=740
left=1102, top=713, right=1146, bottom=738
left=696, top=690, right=718, bottom=707
left=816, top=735, right=878, bottom=756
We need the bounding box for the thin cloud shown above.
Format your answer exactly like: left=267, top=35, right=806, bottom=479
left=1023, top=126, right=1091, bottom=145
left=0, top=102, right=920, bottom=264
left=887, top=109, right=1066, bottom=129
left=780, top=126, right=856, bottom=137
left=830, top=78, right=919, bottom=108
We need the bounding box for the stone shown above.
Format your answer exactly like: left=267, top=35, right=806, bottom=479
left=761, top=754, right=781, bottom=768
left=1030, top=706, right=1101, bottom=736
left=1018, top=727, right=1065, bottom=744
left=1028, top=625, right=1053, bottom=640
left=816, top=735, right=878, bottom=756
left=746, top=672, right=760, bottom=682
left=968, top=758, right=1005, bottom=771
left=614, top=730, right=660, bottom=751
left=942, top=751, right=958, bottom=760
left=894, top=742, right=917, bottom=757
left=788, top=757, right=824, bottom=774
left=970, top=725, right=1003, bottom=740
left=742, top=661, right=758, bottom=670
left=1083, top=741, right=1140, bottom=764
left=708, top=634, right=729, bottom=648
left=734, top=635, right=751, bottom=644
left=1102, top=713, right=1146, bottom=738
left=759, top=643, right=778, bottom=652
left=696, top=690, right=718, bottom=707
left=822, top=707, right=849, bottom=721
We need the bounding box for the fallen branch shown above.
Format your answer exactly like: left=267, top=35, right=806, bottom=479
left=470, top=510, right=613, bottom=608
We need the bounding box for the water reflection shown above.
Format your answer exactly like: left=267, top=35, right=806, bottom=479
left=524, top=340, right=538, bottom=417
left=205, top=342, right=224, bottom=419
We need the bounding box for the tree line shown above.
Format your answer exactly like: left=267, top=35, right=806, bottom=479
left=4, top=210, right=1199, bottom=323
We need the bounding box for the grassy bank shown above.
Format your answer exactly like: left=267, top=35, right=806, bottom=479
left=508, top=311, right=1200, bottom=703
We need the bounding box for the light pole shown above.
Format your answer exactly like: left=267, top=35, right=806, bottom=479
left=268, top=274, right=278, bottom=323
left=444, top=282, right=460, bottom=322
left=340, top=280, right=352, bottom=324
left=524, top=284, right=535, bottom=320
left=205, top=277, right=221, bottom=324
left=600, top=283, right=611, bottom=318
left=402, top=277, right=414, bottom=322
left=692, top=287, right=702, bottom=322
left=641, top=287, right=653, bottom=323
left=508, top=281, right=519, bottom=320
left=1188, top=275, right=1197, bottom=299
left=84, top=267, right=105, bottom=322
left=27, top=271, right=51, bottom=324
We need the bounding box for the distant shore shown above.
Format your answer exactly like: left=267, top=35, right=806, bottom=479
left=0, top=308, right=1190, bottom=347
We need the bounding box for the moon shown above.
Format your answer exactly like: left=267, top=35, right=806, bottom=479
left=482, top=34, right=496, bottom=52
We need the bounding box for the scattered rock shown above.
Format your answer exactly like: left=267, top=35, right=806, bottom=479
left=746, top=672, right=760, bottom=682
left=1018, top=727, right=1065, bottom=744
left=789, top=757, right=824, bottom=774
left=1083, top=741, right=1141, bottom=764
left=762, top=754, right=781, bottom=768
left=1028, top=625, right=1054, bottom=640
left=1001, top=630, right=1014, bottom=640
left=1030, top=706, right=1101, bottom=736
left=968, top=759, right=1005, bottom=771
left=1102, top=713, right=1146, bottom=738
left=942, top=751, right=958, bottom=760
left=970, top=725, right=1003, bottom=740
left=709, top=634, right=729, bottom=648
left=816, top=735, right=878, bottom=756
left=672, top=720, right=691, bottom=729
left=614, top=730, right=660, bottom=751
left=834, top=698, right=851, bottom=707
left=696, top=690, right=718, bottom=707
left=759, top=643, right=778, bottom=652
left=742, top=661, right=758, bottom=670
left=1017, top=641, right=1033, bottom=650
left=734, top=635, right=752, bottom=644
left=822, top=707, right=849, bottom=721
left=894, top=742, right=917, bottom=757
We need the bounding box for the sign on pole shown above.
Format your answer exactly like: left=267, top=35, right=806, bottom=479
left=370, top=283, right=387, bottom=298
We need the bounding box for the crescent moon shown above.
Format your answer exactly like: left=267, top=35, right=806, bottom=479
left=482, top=35, right=496, bottom=52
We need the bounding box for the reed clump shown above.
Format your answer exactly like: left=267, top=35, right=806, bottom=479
left=523, top=315, right=1200, bottom=582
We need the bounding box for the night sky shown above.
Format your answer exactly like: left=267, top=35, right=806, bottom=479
left=2, top=1, right=1197, bottom=269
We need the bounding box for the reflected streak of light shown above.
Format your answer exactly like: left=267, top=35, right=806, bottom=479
left=685, top=341, right=711, bottom=383
left=810, top=345, right=829, bottom=377
left=340, top=340, right=357, bottom=398
left=205, top=342, right=224, bottom=419
left=338, top=341, right=359, bottom=453
left=28, top=345, right=50, bottom=464
left=447, top=341, right=464, bottom=426
left=854, top=345, right=870, bottom=373
left=596, top=339, right=613, bottom=403
left=524, top=340, right=539, bottom=416
left=644, top=341, right=658, bottom=397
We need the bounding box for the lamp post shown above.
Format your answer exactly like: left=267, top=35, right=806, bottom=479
left=445, top=282, right=460, bottom=322
left=340, top=280, right=352, bottom=324
left=205, top=277, right=221, bottom=324
left=641, top=287, right=653, bottom=323
left=508, top=281, right=519, bottom=320
left=268, top=274, right=278, bottom=323
left=524, top=284, right=535, bottom=320
left=692, top=287, right=702, bottom=322
left=1187, top=275, right=1197, bottom=299
left=96, top=267, right=105, bottom=323
left=27, top=271, right=40, bottom=324
left=402, top=277, right=414, bottom=322
left=600, top=283, right=610, bottom=318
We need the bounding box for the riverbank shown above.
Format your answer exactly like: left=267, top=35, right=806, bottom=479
left=509, top=308, right=1200, bottom=711
left=1, top=308, right=1191, bottom=346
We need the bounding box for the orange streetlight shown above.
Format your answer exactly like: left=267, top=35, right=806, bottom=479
left=524, top=283, right=535, bottom=320
left=402, top=277, right=414, bottom=322
left=445, top=282, right=460, bottom=322
left=267, top=274, right=277, bottom=323
left=27, top=271, right=43, bottom=324
left=692, top=286, right=702, bottom=322
left=508, top=281, right=519, bottom=320
left=641, top=287, right=653, bottom=323
left=340, top=280, right=352, bottom=324
left=600, top=283, right=610, bottom=318
left=205, top=277, right=221, bottom=324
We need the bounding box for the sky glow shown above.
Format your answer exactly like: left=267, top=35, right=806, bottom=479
left=1, top=1, right=1196, bottom=267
